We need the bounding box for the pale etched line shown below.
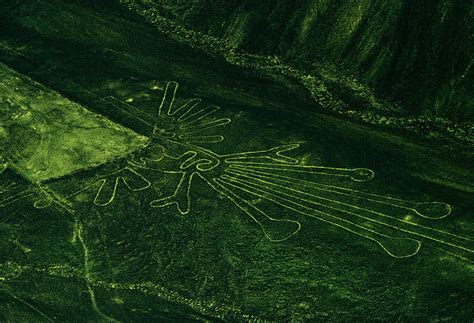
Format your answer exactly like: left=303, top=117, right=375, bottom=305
left=30, top=184, right=119, bottom=321
left=73, top=220, right=119, bottom=322
left=179, top=118, right=232, bottom=135
left=0, top=181, right=18, bottom=192
left=35, top=167, right=152, bottom=209
left=159, top=140, right=222, bottom=171
left=176, top=151, right=206, bottom=170
left=0, top=162, right=7, bottom=174
left=193, top=173, right=301, bottom=242
left=173, top=98, right=201, bottom=118
left=224, top=169, right=472, bottom=247
left=159, top=81, right=178, bottom=116
left=1, top=260, right=251, bottom=320
left=0, top=89, right=50, bottom=171
left=228, top=166, right=457, bottom=223
left=150, top=171, right=194, bottom=215
left=81, top=80, right=468, bottom=259
left=37, top=180, right=105, bottom=209
left=179, top=105, right=220, bottom=126
left=229, top=163, right=374, bottom=182
left=433, top=246, right=473, bottom=262
left=103, top=95, right=148, bottom=117
left=180, top=135, right=224, bottom=144
left=120, top=167, right=152, bottom=192
left=102, top=96, right=154, bottom=128
left=1, top=189, right=35, bottom=208
left=101, top=81, right=463, bottom=258
left=103, top=86, right=229, bottom=146
left=94, top=178, right=119, bottom=207
left=93, top=167, right=152, bottom=207
left=222, top=144, right=300, bottom=164
left=106, top=81, right=224, bottom=144
left=128, top=148, right=203, bottom=172
left=217, top=176, right=420, bottom=258
left=221, top=172, right=473, bottom=255
left=0, top=182, right=19, bottom=195
left=4, top=290, right=54, bottom=322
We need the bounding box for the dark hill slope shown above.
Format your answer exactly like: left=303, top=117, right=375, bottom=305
left=149, top=0, right=473, bottom=120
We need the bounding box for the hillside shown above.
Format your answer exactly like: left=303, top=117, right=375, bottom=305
left=0, top=1, right=473, bottom=321
left=150, top=0, right=473, bottom=120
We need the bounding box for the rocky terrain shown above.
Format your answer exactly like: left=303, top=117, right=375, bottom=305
left=0, top=1, right=472, bottom=321
left=151, top=0, right=473, bottom=119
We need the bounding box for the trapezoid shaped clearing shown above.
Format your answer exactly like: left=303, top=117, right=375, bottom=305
left=0, top=63, right=149, bottom=182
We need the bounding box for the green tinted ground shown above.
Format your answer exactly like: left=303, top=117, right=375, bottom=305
left=0, top=1, right=473, bottom=321
left=0, top=63, right=149, bottom=182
